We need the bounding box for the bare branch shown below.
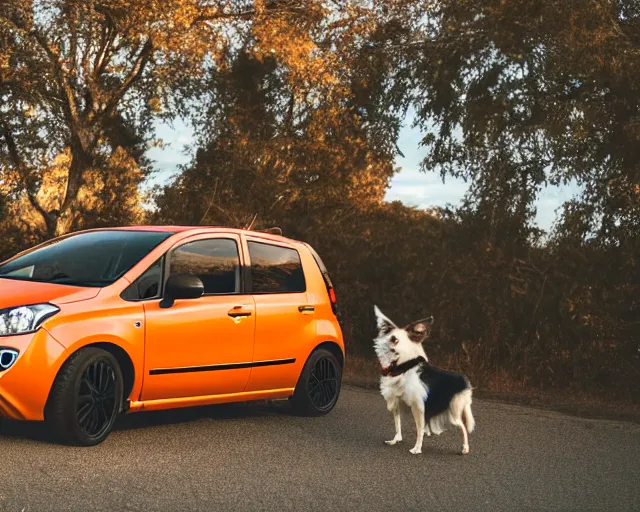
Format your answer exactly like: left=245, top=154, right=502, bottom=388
left=69, top=5, right=78, bottom=75
left=94, top=25, right=116, bottom=76
left=199, top=180, right=218, bottom=224
left=81, top=2, right=97, bottom=81
left=93, top=6, right=118, bottom=78
left=191, top=9, right=256, bottom=28
left=245, top=213, right=258, bottom=230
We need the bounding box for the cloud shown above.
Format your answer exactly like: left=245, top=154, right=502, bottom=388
left=386, top=170, right=469, bottom=208
left=146, top=118, right=195, bottom=185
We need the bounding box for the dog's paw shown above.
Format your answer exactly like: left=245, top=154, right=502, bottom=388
left=461, top=445, right=469, bottom=455
left=409, top=447, right=422, bottom=455
left=385, top=438, right=402, bottom=445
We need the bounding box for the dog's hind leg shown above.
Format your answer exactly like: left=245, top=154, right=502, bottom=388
left=385, top=399, right=402, bottom=445
left=409, top=401, right=425, bottom=455
left=452, top=417, right=469, bottom=454
left=463, top=401, right=475, bottom=434
left=450, top=391, right=471, bottom=454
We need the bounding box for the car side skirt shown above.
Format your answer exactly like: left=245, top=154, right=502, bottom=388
left=127, top=387, right=295, bottom=412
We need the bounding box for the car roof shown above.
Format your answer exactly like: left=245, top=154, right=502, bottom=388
left=86, top=225, right=299, bottom=245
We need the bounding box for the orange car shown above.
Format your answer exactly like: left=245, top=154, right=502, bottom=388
left=0, top=226, right=344, bottom=445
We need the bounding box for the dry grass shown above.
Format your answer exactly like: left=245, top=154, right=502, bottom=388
left=343, top=355, right=640, bottom=424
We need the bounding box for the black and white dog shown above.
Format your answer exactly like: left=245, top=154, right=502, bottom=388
left=373, top=306, right=475, bottom=455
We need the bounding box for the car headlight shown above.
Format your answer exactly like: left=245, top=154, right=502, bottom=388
left=0, top=304, right=60, bottom=336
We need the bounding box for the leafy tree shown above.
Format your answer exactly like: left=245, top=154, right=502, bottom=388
left=360, top=1, right=638, bottom=236
left=1, top=0, right=353, bottom=238
left=154, top=40, right=397, bottom=227
left=355, top=0, right=640, bottom=397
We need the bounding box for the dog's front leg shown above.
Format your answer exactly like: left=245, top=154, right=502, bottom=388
left=409, top=401, right=425, bottom=454
left=385, top=399, right=402, bottom=445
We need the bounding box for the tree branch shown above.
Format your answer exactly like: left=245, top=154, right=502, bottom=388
left=191, top=9, right=256, bottom=28
left=94, top=25, right=116, bottom=76
left=0, top=122, right=51, bottom=224
left=284, top=93, right=296, bottom=131
left=69, top=6, right=78, bottom=76
left=0, top=122, right=23, bottom=171
left=30, top=31, right=80, bottom=125
left=93, top=6, right=118, bottom=79
left=81, top=1, right=97, bottom=81
left=0, top=15, right=81, bottom=125
left=98, top=38, right=153, bottom=120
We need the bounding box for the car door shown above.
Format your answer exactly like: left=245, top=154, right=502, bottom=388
left=242, top=236, right=314, bottom=392
left=141, top=233, right=256, bottom=401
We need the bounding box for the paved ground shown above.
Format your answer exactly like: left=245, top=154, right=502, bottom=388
left=1, top=385, right=638, bottom=511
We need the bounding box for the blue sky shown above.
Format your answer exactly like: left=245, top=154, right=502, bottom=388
left=147, top=117, right=581, bottom=232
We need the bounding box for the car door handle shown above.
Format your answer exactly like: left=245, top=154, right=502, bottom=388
left=298, top=305, right=315, bottom=314
left=228, top=306, right=252, bottom=318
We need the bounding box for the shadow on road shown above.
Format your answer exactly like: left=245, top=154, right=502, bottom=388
left=116, top=398, right=292, bottom=431
left=0, top=398, right=293, bottom=444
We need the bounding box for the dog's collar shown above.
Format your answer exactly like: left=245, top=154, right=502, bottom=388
left=381, top=356, right=427, bottom=377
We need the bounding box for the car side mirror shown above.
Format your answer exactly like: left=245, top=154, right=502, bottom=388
left=160, top=273, right=204, bottom=308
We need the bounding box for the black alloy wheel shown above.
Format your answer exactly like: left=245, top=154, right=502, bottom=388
left=45, top=347, right=123, bottom=446
left=308, top=356, right=339, bottom=411
left=77, top=359, right=118, bottom=439
left=291, top=348, right=342, bottom=416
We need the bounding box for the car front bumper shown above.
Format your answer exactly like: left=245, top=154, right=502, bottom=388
left=0, top=328, right=65, bottom=421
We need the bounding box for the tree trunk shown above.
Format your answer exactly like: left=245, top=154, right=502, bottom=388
left=63, top=131, right=93, bottom=212
left=43, top=211, right=60, bottom=239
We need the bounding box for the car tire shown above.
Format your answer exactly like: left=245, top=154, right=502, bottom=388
left=291, top=348, right=342, bottom=416
left=45, top=347, right=123, bottom=446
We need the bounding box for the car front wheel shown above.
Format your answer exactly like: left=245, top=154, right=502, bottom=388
left=45, top=347, right=123, bottom=446
left=291, top=348, right=342, bottom=416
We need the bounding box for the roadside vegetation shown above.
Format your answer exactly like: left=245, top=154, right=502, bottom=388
left=1, top=1, right=638, bottom=407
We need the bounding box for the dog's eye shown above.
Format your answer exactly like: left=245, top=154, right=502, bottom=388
left=390, top=336, right=398, bottom=344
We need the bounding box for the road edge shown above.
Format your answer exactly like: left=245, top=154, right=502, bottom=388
left=342, top=378, right=640, bottom=425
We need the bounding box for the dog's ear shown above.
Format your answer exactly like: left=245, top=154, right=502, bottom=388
left=405, top=316, right=433, bottom=343
left=374, top=305, right=397, bottom=336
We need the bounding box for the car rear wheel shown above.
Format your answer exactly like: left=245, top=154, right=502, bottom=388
left=45, top=347, right=123, bottom=446
left=291, top=348, right=342, bottom=416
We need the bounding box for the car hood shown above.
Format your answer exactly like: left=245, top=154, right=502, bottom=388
left=0, top=278, right=100, bottom=309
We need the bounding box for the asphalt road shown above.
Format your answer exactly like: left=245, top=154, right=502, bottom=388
left=1, top=385, right=639, bottom=512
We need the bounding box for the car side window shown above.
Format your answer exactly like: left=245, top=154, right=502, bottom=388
left=248, top=241, right=306, bottom=293
left=169, top=238, right=240, bottom=295
left=121, top=257, right=164, bottom=301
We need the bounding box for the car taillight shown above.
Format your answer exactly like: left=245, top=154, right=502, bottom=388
left=329, top=287, right=337, bottom=305
left=304, top=242, right=338, bottom=317
left=328, top=286, right=337, bottom=315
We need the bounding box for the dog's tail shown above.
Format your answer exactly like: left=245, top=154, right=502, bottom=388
left=463, top=401, right=475, bottom=434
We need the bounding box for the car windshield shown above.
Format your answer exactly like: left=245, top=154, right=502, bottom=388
left=0, top=230, right=173, bottom=288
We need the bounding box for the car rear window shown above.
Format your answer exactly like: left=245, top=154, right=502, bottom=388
left=248, top=241, right=306, bottom=293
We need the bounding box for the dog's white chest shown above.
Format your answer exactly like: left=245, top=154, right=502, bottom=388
left=380, top=370, right=427, bottom=406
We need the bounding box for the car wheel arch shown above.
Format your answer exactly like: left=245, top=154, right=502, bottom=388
left=45, top=342, right=135, bottom=410
left=309, top=341, right=344, bottom=369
